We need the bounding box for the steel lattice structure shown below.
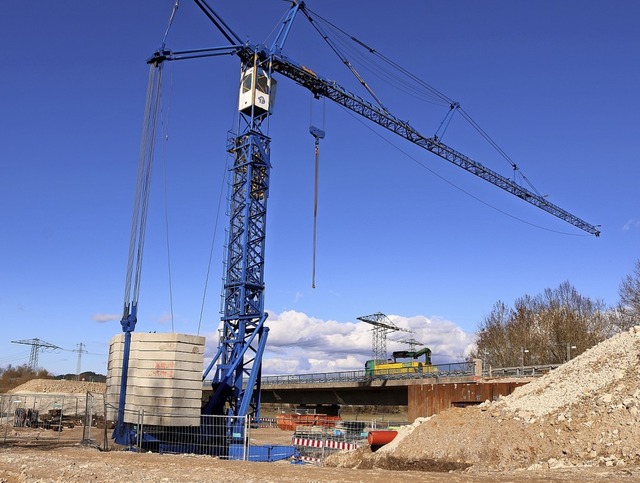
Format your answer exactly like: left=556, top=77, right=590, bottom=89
left=357, top=313, right=411, bottom=363
left=203, top=125, right=272, bottom=419
left=11, top=338, right=62, bottom=369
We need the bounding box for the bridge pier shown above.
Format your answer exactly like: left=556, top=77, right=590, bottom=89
left=407, top=381, right=528, bottom=421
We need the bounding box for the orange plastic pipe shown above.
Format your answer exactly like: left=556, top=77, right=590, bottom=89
left=367, top=430, right=398, bottom=446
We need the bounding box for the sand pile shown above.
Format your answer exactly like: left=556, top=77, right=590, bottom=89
left=8, top=379, right=106, bottom=395
left=327, top=326, right=640, bottom=472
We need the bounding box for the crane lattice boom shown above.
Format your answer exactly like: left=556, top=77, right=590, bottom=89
left=155, top=38, right=600, bottom=236
left=258, top=49, right=599, bottom=237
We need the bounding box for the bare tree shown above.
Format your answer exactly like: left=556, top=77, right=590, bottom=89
left=616, top=259, right=640, bottom=330
left=472, top=282, right=613, bottom=368
left=476, top=301, right=514, bottom=368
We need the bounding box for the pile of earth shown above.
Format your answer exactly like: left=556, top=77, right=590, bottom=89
left=8, top=378, right=106, bottom=395
left=326, top=325, right=640, bottom=474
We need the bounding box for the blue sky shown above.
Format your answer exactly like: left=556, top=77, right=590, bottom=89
left=1, top=1, right=638, bottom=376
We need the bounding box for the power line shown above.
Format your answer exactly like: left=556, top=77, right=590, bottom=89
left=10, top=338, right=62, bottom=369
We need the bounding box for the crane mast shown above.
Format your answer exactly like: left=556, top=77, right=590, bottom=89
left=201, top=59, right=274, bottom=419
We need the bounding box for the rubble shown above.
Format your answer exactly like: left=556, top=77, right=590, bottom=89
left=326, top=326, right=640, bottom=473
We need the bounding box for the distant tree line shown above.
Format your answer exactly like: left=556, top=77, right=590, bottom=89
left=472, top=259, right=640, bottom=368
left=0, top=364, right=53, bottom=393
left=55, top=372, right=106, bottom=383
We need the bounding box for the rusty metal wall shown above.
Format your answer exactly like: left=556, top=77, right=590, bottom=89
left=408, top=381, right=528, bottom=421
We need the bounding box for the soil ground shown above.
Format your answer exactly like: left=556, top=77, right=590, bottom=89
left=0, top=427, right=638, bottom=482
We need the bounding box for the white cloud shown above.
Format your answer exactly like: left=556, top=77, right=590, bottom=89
left=92, top=313, right=120, bottom=323
left=623, top=219, right=640, bottom=232
left=199, top=310, right=476, bottom=376
left=199, top=310, right=475, bottom=375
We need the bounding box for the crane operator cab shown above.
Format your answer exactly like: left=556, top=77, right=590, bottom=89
left=238, top=66, right=277, bottom=116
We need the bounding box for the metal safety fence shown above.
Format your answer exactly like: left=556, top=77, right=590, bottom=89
left=284, top=415, right=379, bottom=464
left=113, top=406, right=251, bottom=458
left=1, top=392, right=381, bottom=464
left=1, top=391, right=108, bottom=446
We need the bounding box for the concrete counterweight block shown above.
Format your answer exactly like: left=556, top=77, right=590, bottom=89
left=106, top=333, right=205, bottom=426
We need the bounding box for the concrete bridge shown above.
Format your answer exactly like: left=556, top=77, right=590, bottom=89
left=206, top=361, right=558, bottom=421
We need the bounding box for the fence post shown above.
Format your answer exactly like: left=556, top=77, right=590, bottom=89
left=136, top=409, right=144, bottom=452
left=103, top=399, right=109, bottom=451
left=57, top=396, right=64, bottom=441
left=83, top=392, right=95, bottom=443
left=244, top=416, right=249, bottom=461
left=2, top=396, right=8, bottom=443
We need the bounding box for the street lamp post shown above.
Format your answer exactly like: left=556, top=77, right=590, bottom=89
left=566, top=343, right=577, bottom=362
left=520, top=347, right=529, bottom=373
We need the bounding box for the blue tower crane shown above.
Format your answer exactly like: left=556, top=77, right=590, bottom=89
left=113, top=0, right=599, bottom=453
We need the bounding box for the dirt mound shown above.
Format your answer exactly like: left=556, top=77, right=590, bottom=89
left=8, top=378, right=106, bottom=395
left=327, top=326, right=640, bottom=473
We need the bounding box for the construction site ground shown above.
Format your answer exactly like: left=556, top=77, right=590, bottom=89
left=1, top=432, right=637, bottom=483
left=2, top=326, right=640, bottom=482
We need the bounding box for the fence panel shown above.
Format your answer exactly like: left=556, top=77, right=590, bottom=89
left=1, top=392, right=107, bottom=445
left=289, top=416, right=370, bottom=464
left=124, top=412, right=246, bottom=457
left=4, top=394, right=375, bottom=464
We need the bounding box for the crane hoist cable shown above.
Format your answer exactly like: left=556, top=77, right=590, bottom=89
left=339, top=104, right=592, bottom=237
left=160, top=64, right=175, bottom=334
left=197, top=99, right=242, bottom=336
left=160, top=0, right=180, bottom=51
left=309, top=98, right=326, bottom=289
left=197, top=144, right=232, bottom=336
left=434, top=102, right=460, bottom=141
left=301, top=7, right=389, bottom=113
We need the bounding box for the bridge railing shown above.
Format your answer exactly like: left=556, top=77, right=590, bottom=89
left=484, top=364, right=559, bottom=378
left=259, top=361, right=564, bottom=386
left=261, top=361, right=476, bottom=386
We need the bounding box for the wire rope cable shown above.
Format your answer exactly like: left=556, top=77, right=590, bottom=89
left=161, top=64, right=176, bottom=333
left=160, top=0, right=180, bottom=50
left=309, top=96, right=326, bottom=289
left=197, top=106, right=238, bottom=336
left=123, top=63, right=165, bottom=316
left=341, top=106, right=590, bottom=237
left=303, top=6, right=544, bottom=197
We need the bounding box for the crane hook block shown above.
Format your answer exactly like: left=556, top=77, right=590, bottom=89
left=309, top=126, right=325, bottom=140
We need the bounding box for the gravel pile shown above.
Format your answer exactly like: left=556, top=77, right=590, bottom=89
left=492, top=326, right=640, bottom=418
left=8, top=379, right=106, bottom=395
left=327, top=326, right=640, bottom=473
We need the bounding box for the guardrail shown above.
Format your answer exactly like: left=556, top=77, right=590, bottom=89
left=199, top=363, right=561, bottom=390
left=483, top=364, right=560, bottom=378
left=261, top=362, right=476, bottom=386
left=259, top=362, right=561, bottom=387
